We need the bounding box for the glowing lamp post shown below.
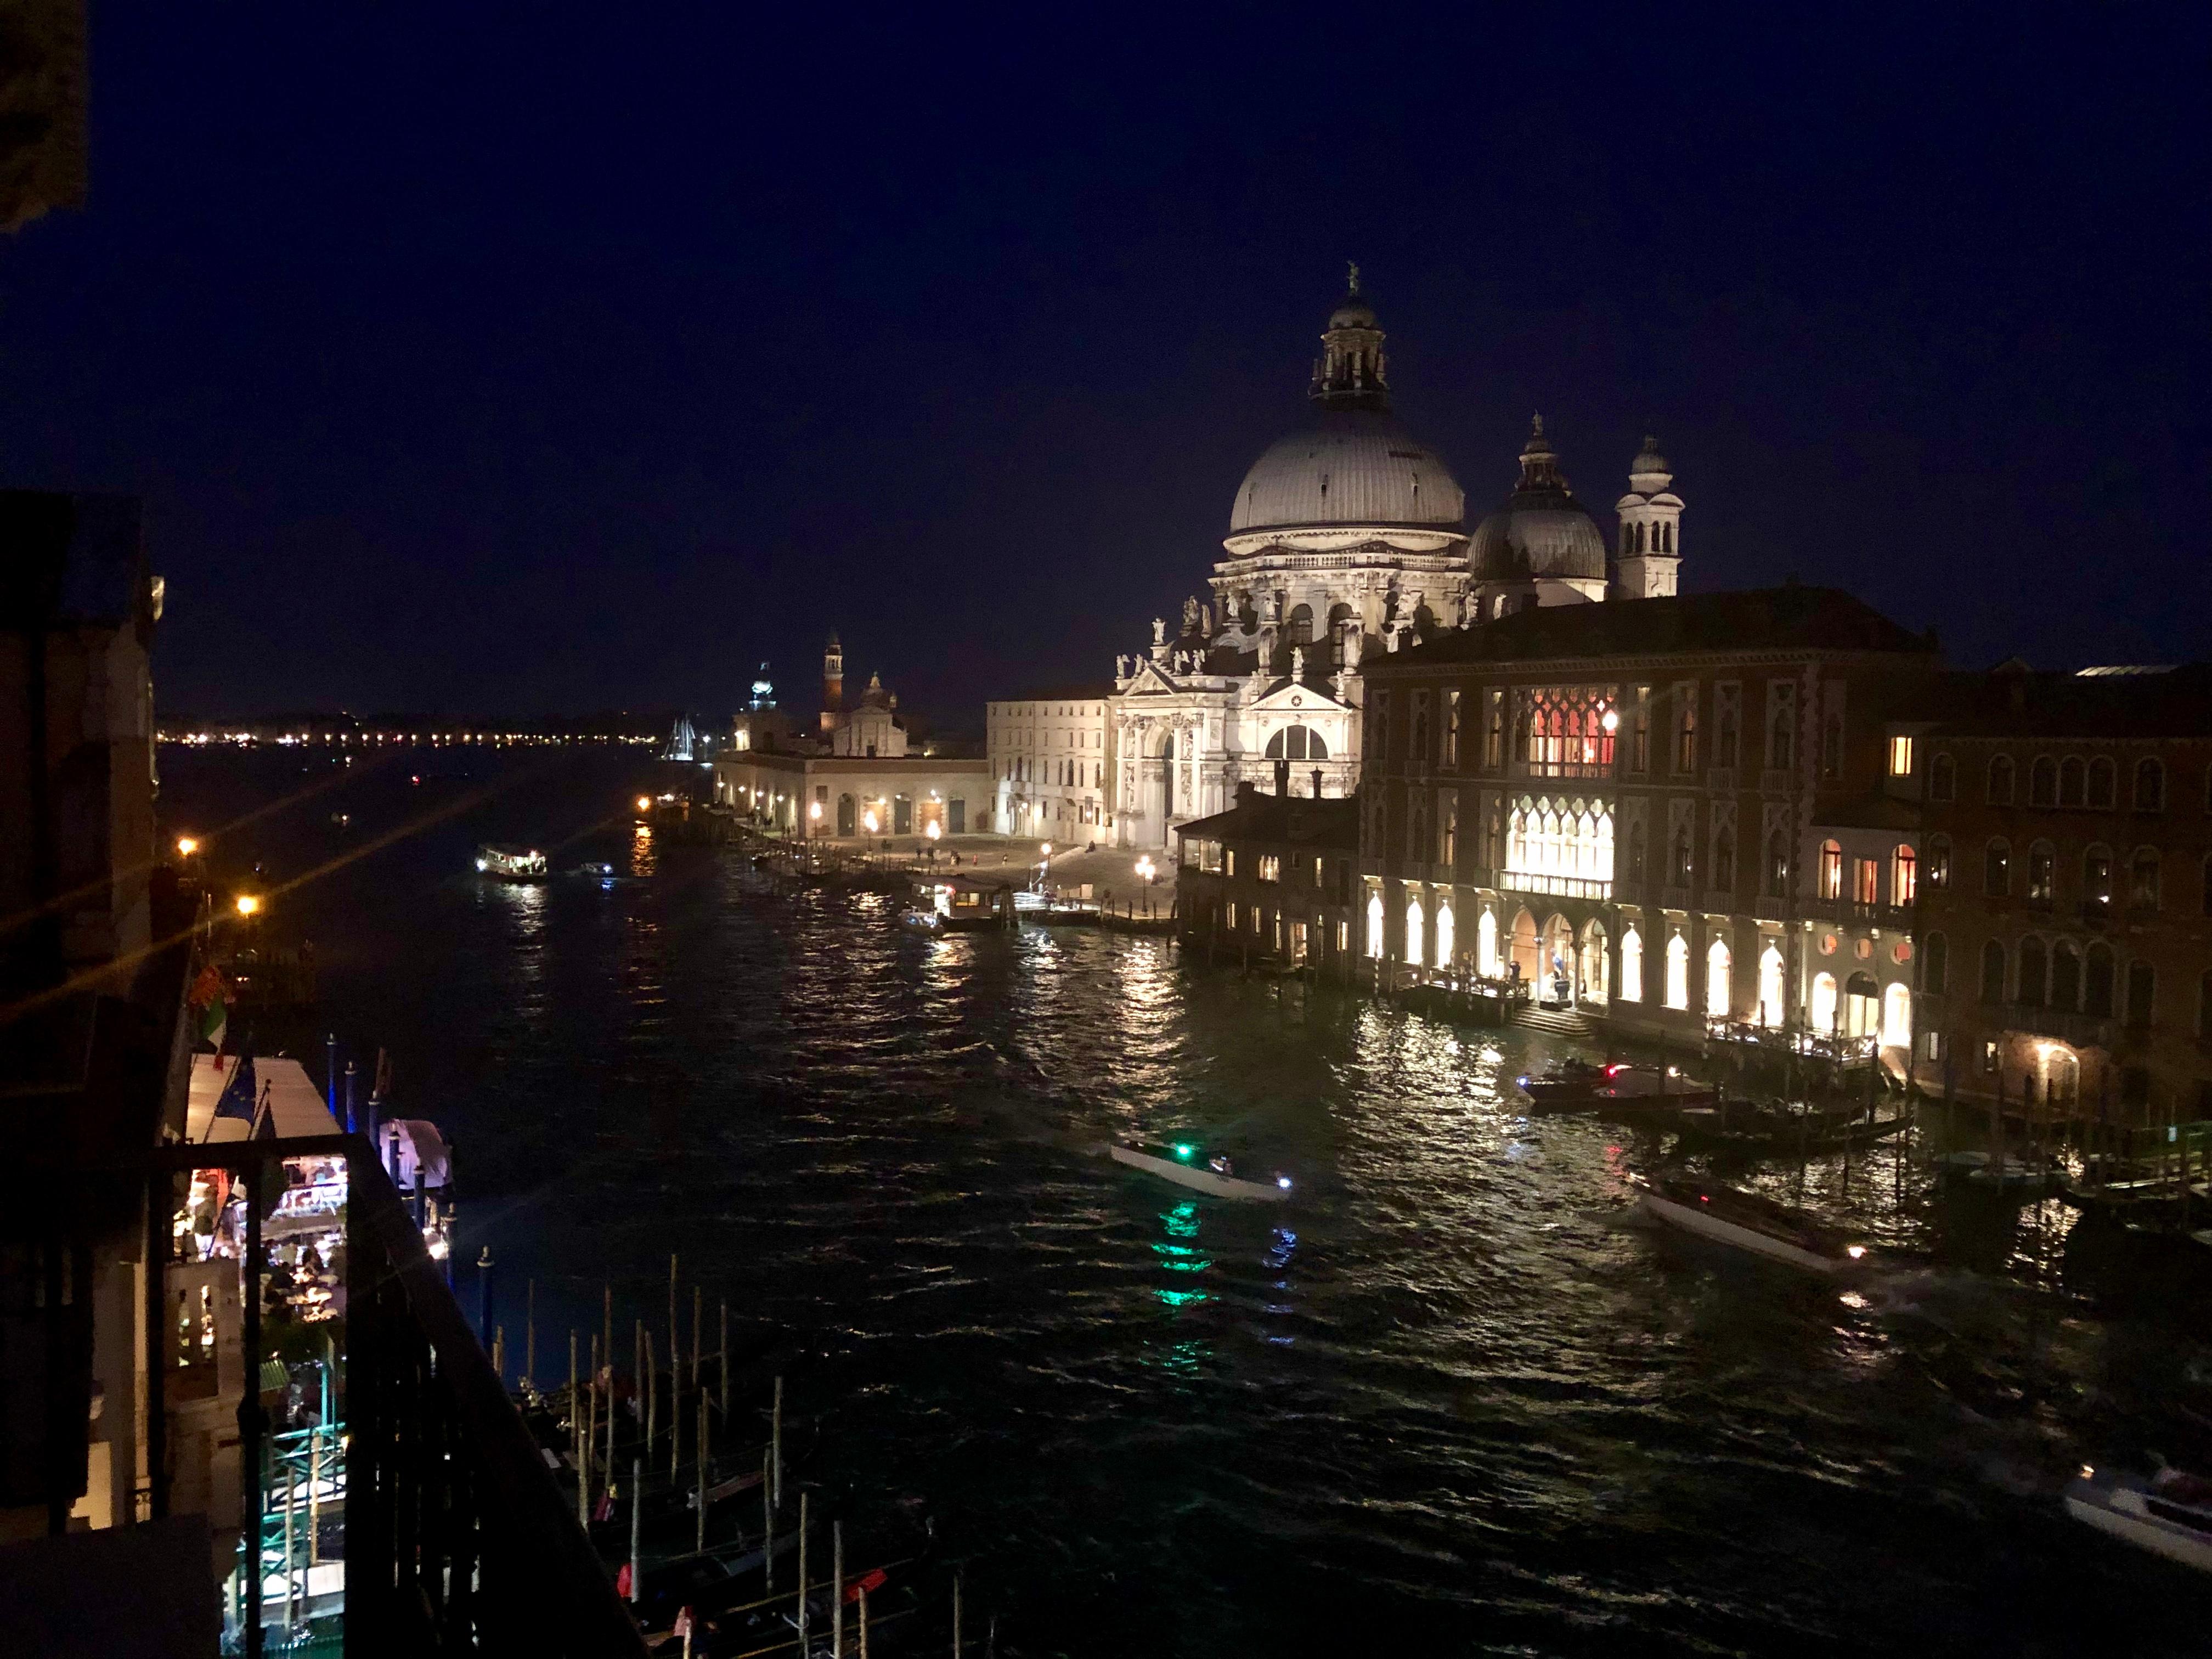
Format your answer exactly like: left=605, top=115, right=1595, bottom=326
left=234, top=893, right=263, bottom=918
left=1135, top=854, right=1158, bottom=917
left=176, top=835, right=200, bottom=858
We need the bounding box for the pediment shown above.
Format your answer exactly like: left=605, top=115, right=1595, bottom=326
left=1250, top=678, right=1347, bottom=714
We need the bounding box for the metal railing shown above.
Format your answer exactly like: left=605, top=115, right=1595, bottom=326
left=151, top=1134, right=646, bottom=1659
left=1498, top=870, right=1612, bottom=902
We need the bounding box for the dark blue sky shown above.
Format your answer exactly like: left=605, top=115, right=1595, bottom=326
left=7, top=5, right=2207, bottom=721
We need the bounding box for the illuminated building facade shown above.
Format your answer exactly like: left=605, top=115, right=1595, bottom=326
left=987, top=686, right=1116, bottom=838
left=1106, top=275, right=1687, bottom=851
left=1357, top=587, right=1942, bottom=1065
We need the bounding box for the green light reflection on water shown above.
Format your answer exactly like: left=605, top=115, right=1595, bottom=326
left=1153, top=1201, right=1211, bottom=1295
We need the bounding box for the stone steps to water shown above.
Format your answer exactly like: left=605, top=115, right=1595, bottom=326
left=1512, top=1005, right=1596, bottom=1040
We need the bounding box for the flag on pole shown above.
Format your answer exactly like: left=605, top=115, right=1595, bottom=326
left=187, top=964, right=230, bottom=1056
left=211, top=1046, right=258, bottom=1127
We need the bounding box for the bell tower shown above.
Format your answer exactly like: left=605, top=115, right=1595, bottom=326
left=820, top=633, right=845, bottom=735
left=1614, top=437, right=1683, bottom=599
left=1308, top=262, right=1390, bottom=411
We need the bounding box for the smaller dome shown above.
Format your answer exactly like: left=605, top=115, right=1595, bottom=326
left=1632, top=435, right=1668, bottom=474
left=1471, top=415, right=1609, bottom=583
left=1328, top=294, right=1376, bottom=330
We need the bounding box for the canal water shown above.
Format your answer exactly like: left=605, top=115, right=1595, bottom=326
left=161, top=744, right=2212, bottom=1656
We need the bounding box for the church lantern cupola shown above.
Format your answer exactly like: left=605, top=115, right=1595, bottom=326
left=1613, top=436, right=1684, bottom=599
left=1308, top=263, right=1390, bottom=411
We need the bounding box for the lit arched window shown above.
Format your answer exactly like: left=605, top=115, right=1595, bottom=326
left=1620, top=927, right=1643, bottom=1002
left=1926, top=833, right=1951, bottom=890
left=1988, top=755, right=2015, bottom=804
left=1979, top=939, right=2006, bottom=1003
left=1983, top=838, right=2011, bottom=896
left=1892, top=845, right=1917, bottom=906
left=1811, top=971, right=1839, bottom=1032
left=1404, top=896, right=1425, bottom=967
left=1818, top=838, right=1844, bottom=899
left=1477, top=909, right=1499, bottom=975
left=1929, top=752, right=1956, bottom=802
left=1765, top=831, right=1791, bottom=896
left=2083, top=844, right=2113, bottom=912
left=2058, top=757, right=2085, bottom=808
left=2086, top=757, right=2116, bottom=809
left=1664, top=933, right=1690, bottom=1009
left=1265, top=725, right=1328, bottom=761
left=2134, top=758, right=2165, bottom=812
left=2027, top=840, right=2055, bottom=904
left=2130, top=848, right=2161, bottom=911
left=2030, top=757, right=2058, bottom=807
left=1921, top=932, right=1948, bottom=994
left=1365, top=891, right=1384, bottom=958
left=1705, top=937, right=1733, bottom=1019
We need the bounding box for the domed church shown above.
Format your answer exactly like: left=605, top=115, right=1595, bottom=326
left=1105, top=273, right=1684, bottom=849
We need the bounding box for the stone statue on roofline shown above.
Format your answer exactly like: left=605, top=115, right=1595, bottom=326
left=1152, top=617, right=1165, bottom=646
left=1182, top=596, right=1199, bottom=632
left=1291, top=645, right=1307, bottom=681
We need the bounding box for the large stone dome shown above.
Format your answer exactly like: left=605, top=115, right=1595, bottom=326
left=1229, top=408, right=1466, bottom=535
left=1470, top=416, right=1609, bottom=582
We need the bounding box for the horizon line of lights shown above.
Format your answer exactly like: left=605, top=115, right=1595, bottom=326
left=155, top=731, right=661, bottom=747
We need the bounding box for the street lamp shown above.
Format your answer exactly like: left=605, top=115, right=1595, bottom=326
left=234, top=893, right=262, bottom=918
left=176, top=835, right=200, bottom=857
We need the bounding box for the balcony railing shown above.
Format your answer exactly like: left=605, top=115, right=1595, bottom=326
left=1800, top=896, right=1914, bottom=930
left=1498, top=869, right=1612, bottom=902
left=2001, top=1003, right=2118, bottom=1051
left=151, top=1134, right=646, bottom=1659
left=1706, top=1018, right=1878, bottom=1063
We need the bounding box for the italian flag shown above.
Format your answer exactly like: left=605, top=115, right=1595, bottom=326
left=187, top=964, right=230, bottom=1054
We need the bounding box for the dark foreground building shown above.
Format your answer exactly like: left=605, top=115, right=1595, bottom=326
left=1899, top=661, right=2212, bottom=1121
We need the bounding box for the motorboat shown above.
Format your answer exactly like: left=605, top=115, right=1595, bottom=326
left=1517, top=1060, right=1716, bottom=1115
left=475, top=843, right=548, bottom=881
left=2067, top=1464, right=2212, bottom=1572
left=1107, top=1141, right=1294, bottom=1203
left=1635, top=1175, right=1871, bottom=1276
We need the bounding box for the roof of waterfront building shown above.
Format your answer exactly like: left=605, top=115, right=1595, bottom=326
left=994, top=681, right=1116, bottom=706
left=1901, top=661, right=2212, bottom=738
left=1174, top=788, right=1358, bottom=850
left=1375, top=585, right=1934, bottom=669
left=186, top=1053, right=341, bottom=1142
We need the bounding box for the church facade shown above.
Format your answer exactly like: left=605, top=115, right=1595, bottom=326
left=1109, top=275, right=1684, bottom=849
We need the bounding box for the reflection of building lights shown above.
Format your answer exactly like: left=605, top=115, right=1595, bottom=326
left=234, top=894, right=262, bottom=917
left=176, top=836, right=200, bottom=856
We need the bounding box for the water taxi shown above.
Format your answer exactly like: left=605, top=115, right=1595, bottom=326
left=475, top=843, right=548, bottom=881
left=1108, top=1141, right=1294, bottom=1203
left=2067, top=1465, right=2212, bottom=1572
left=1635, top=1175, right=1870, bottom=1276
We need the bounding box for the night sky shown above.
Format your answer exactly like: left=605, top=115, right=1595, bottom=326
left=7, top=5, right=2207, bottom=725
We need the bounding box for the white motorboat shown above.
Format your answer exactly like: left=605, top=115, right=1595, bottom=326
left=2066, top=1466, right=2212, bottom=1572
left=1636, top=1175, right=1870, bottom=1277
left=1107, top=1142, right=1293, bottom=1203
left=475, top=843, right=548, bottom=881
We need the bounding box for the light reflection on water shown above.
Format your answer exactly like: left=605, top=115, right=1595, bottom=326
left=152, top=751, right=2212, bottom=1658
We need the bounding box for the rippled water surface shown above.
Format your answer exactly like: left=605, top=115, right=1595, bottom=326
left=163, top=747, right=2212, bottom=1655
